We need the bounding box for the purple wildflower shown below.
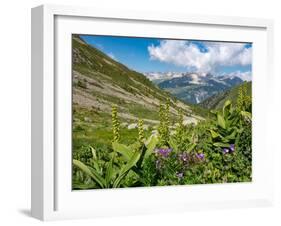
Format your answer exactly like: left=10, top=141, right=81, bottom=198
left=223, top=148, right=229, bottom=154
left=196, top=153, right=205, bottom=160
left=176, top=172, right=184, bottom=179
left=229, top=144, right=235, bottom=152
left=179, top=152, right=188, bottom=162
left=155, top=148, right=172, bottom=158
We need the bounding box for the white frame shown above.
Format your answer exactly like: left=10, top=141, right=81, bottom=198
left=31, top=4, right=274, bottom=221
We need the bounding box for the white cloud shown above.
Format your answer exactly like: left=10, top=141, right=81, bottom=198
left=226, top=70, right=252, bottom=81
left=148, top=40, right=252, bottom=74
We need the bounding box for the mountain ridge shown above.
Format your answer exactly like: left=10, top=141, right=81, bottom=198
left=145, top=72, right=244, bottom=104
left=199, top=81, right=252, bottom=109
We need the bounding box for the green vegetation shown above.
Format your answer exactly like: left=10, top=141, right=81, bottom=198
left=72, top=35, right=252, bottom=189
left=200, top=81, right=252, bottom=109
left=72, top=34, right=204, bottom=163
left=73, top=83, right=252, bottom=189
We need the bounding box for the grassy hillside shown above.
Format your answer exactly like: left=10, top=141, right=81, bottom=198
left=72, top=35, right=204, bottom=155
left=199, top=81, right=252, bottom=109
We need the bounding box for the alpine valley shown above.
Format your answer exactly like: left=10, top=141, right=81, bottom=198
left=72, top=34, right=252, bottom=190
left=72, top=35, right=204, bottom=153
left=145, top=72, right=245, bottom=104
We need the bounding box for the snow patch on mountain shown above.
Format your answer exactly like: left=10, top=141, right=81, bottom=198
left=151, top=72, right=244, bottom=104
left=145, top=71, right=251, bottom=82
left=189, top=73, right=202, bottom=84
left=144, top=72, right=183, bottom=81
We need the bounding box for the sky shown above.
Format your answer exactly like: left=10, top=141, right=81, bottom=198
left=80, top=35, right=252, bottom=81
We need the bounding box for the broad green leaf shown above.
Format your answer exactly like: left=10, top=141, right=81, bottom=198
left=210, top=110, right=218, bottom=115
left=136, top=144, right=147, bottom=168
left=237, top=128, right=244, bottom=134
left=221, top=138, right=230, bottom=144
left=129, top=141, right=141, bottom=151
left=105, top=158, right=114, bottom=188
left=112, top=142, right=133, bottom=162
left=113, top=151, right=141, bottom=188
left=225, top=130, right=237, bottom=140
left=186, top=143, right=196, bottom=153
left=168, top=138, right=178, bottom=152
left=89, top=146, right=101, bottom=172
left=223, top=100, right=231, bottom=112
left=241, top=111, right=252, bottom=119
left=72, top=182, right=96, bottom=190
left=144, top=135, right=158, bottom=159
left=91, top=160, right=102, bottom=173
left=217, top=114, right=226, bottom=129
left=235, top=131, right=241, bottom=147
left=222, top=100, right=231, bottom=117
left=213, top=142, right=230, bottom=148
left=90, top=146, right=97, bottom=160
left=210, top=130, right=220, bottom=139
left=73, top=159, right=106, bottom=188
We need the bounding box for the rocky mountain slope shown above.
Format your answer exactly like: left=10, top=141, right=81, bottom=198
left=72, top=35, right=203, bottom=136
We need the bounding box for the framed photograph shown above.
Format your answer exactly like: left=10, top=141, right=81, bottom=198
left=31, top=4, right=274, bottom=221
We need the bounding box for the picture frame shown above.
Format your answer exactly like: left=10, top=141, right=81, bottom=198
left=31, top=4, right=274, bottom=221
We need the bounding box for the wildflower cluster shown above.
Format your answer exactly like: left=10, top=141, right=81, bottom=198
left=178, top=151, right=205, bottom=165
left=154, top=148, right=173, bottom=158
left=223, top=144, right=235, bottom=154
left=196, top=153, right=205, bottom=160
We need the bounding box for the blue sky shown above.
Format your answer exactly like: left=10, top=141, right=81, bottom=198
left=80, top=35, right=252, bottom=80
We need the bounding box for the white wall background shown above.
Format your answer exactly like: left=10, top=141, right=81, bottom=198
left=0, top=0, right=280, bottom=225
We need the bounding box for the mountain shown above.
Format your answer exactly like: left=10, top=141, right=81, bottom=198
left=149, top=72, right=244, bottom=104
left=144, top=72, right=184, bottom=81
left=199, top=81, right=252, bottom=109
left=72, top=35, right=204, bottom=148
